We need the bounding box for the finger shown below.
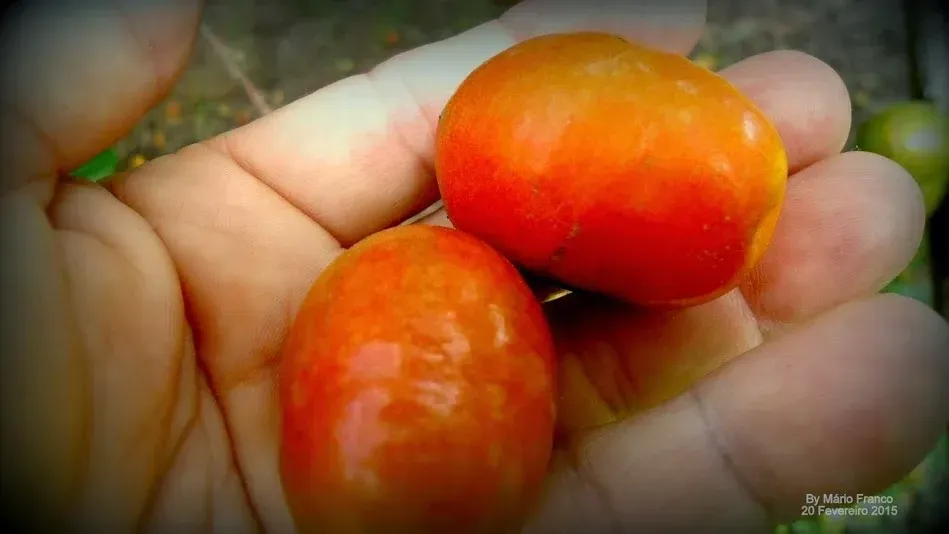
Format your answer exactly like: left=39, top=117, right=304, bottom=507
left=44, top=180, right=192, bottom=530
left=418, top=49, right=854, bottom=228
left=218, top=0, right=707, bottom=246
left=0, top=191, right=87, bottom=528
left=111, top=142, right=340, bottom=534
left=710, top=52, right=923, bottom=326
left=716, top=50, right=852, bottom=174
left=549, top=289, right=763, bottom=438
left=742, top=150, right=926, bottom=327
left=0, top=0, right=202, bottom=200
left=527, top=294, right=949, bottom=533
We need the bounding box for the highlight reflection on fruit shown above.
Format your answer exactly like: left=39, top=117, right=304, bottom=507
left=279, top=225, right=557, bottom=534
left=435, top=31, right=789, bottom=307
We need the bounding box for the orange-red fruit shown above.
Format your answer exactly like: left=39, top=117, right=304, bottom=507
left=435, top=32, right=788, bottom=307
left=279, top=225, right=557, bottom=534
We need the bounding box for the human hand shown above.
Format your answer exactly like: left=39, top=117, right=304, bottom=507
left=1, top=0, right=946, bottom=532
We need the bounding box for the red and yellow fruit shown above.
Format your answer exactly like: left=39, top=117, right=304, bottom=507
left=436, top=32, right=788, bottom=307
left=279, top=225, right=557, bottom=534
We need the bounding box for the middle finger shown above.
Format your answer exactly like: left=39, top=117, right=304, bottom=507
left=726, top=51, right=925, bottom=327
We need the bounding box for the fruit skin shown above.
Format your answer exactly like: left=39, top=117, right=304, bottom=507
left=435, top=32, right=788, bottom=307
left=279, top=225, right=557, bottom=534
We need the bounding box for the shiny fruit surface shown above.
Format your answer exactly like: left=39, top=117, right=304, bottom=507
left=280, top=225, right=556, bottom=534
left=435, top=32, right=788, bottom=307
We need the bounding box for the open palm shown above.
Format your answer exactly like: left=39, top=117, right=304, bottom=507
left=2, top=1, right=947, bottom=532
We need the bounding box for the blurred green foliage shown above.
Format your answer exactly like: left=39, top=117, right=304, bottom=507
left=70, top=147, right=119, bottom=182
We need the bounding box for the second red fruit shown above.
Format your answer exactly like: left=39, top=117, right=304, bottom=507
left=280, top=225, right=557, bottom=534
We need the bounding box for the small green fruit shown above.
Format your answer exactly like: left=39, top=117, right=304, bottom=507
left=856, top=101, right=949, bottom=215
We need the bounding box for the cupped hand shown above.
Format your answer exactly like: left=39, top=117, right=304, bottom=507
left=1, top=0, right=947, bottom=532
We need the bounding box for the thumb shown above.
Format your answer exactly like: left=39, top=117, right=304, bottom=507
left=0, top=0, right=203, bottom=202
left=0, top=0, right=201, bottom=528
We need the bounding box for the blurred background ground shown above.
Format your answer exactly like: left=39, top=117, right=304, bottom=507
left=116, top=0, right=912, bottom=168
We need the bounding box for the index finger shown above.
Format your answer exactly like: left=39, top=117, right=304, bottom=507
left=217, top=0, right=707, bottom=246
